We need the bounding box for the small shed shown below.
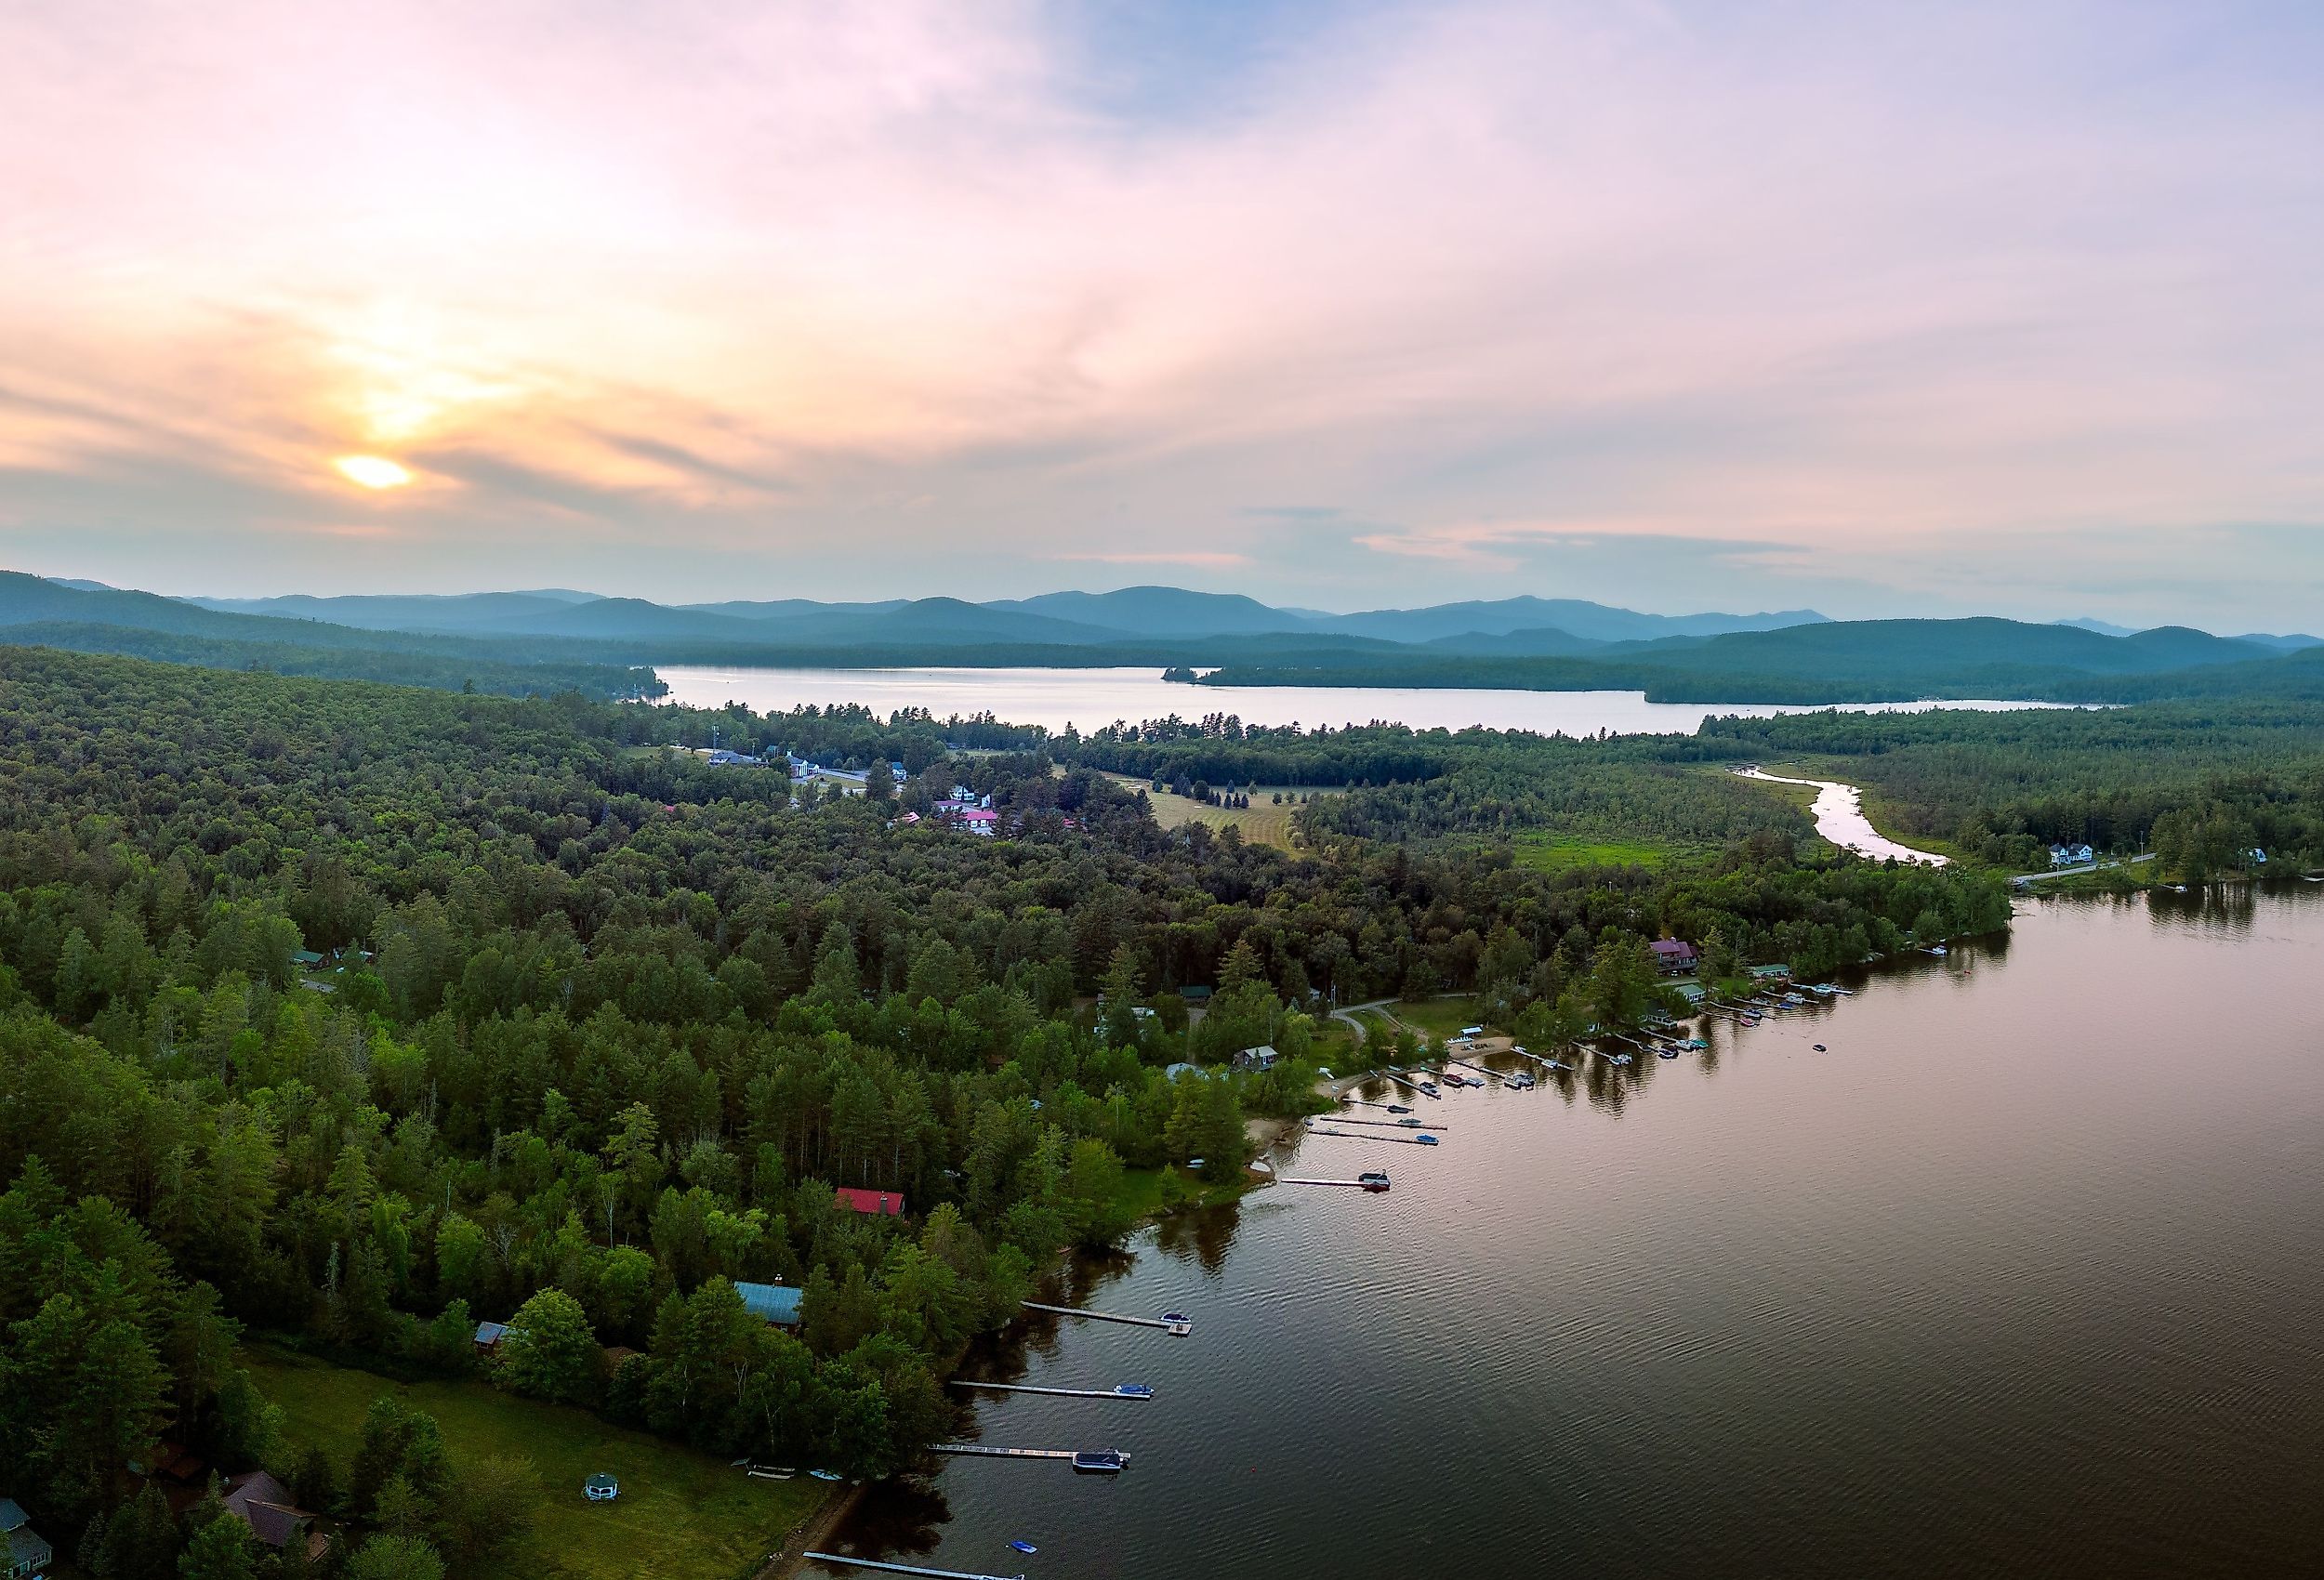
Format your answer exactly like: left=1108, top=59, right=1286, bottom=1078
left=584, top=1474, right=619, bottom=1502
left=473, top=1321, right=511, bottom=1352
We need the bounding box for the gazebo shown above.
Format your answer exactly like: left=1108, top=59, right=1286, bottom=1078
left=583, top=1473, right=619, bottom=1502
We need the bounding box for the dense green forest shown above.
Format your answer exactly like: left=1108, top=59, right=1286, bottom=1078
left=0, top=644, right=2039, bottom=1577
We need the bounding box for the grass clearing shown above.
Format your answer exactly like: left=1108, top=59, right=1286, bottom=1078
left=245, top=1343, right=822, bottom=1580
left=1104, top=775, right=1335, bottom=851
left=1509, top=833, right=1691, bottom=874
left=1389, top=997, right=1487, bottom=1043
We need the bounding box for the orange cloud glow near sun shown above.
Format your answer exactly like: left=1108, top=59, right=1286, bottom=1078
left=332, top=454, right=415, bottom=490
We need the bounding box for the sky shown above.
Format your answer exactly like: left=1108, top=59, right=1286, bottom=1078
left=5, top=0, right=2323, bottom=628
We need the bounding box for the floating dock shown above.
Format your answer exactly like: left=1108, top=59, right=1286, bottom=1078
left=1276, top=1177, right=1381, bottom=1188
left=1020, top=1301, right=1191, bottom=1336
left=804, top=1553, right=1023, bottom=1580
left=1326, top=1115, right=1448, bottom=1131
left=1306, top=1127, right=1441, bottom=1145
left=950, top=1381, right=1155, bottom=1401
left=931, top=1444, right=1112, bottom=1461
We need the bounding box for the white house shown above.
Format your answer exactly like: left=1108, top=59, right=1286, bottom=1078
left=2048, top=843, right=2095, bottom=867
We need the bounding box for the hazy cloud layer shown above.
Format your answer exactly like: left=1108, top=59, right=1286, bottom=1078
left=4, top=1, right=2321, bottom=626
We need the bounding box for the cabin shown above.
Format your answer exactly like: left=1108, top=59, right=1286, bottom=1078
left=1648, top=939, right=1699, bottom=976
left=1232, top=1045, right=1283, bottom=1073
left=1, top=1499, right=51, bottom=1580
left=473, top=1320, right=513, bottom=1353
left=733, top=1282, right=805, bottom=1326
left=1179, top=985, right=1212, bottom=1006
left=291, top=949, right=326, bottom=968
left=222, top=1471, right=326, bottom=1560
left=584, top=1474, right=619, bottom=1502
left=834, top=1186, right=906, bottom=1218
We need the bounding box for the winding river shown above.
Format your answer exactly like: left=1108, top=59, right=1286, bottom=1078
left=1736, top=767, right=1948, bottom=865
left=812, top=889, right=2324, bottom=1579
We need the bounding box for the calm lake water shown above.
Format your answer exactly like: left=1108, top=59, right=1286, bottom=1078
left=660, top=665, right=2063, bottom=737
left=815, top=889, right=2324, bottom=1579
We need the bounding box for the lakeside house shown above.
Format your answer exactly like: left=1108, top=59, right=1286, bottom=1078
left=2048, top=842, right=2096, bottom=866
left=1648, top=939, right=1699, bottom=976
left=835, top=1186, right=906, bottom=1217
left=2, top=1498, right=50, bottom=1580
left=734, top=1282, right=805, bottom=1326
left=1232, top=1045, right=1283, bottom=1072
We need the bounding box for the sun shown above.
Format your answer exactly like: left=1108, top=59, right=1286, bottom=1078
left=332, top=454, right=415, bottom=490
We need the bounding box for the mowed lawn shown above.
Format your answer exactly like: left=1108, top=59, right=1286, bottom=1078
left=1105, top=775, right=1331, bottom=851
left=244, top=1345, right=823, bottom=1580
left=1388, top=997, right=1489, bottom=1043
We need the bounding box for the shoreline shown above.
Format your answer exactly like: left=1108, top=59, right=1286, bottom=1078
left=762, top=1481, right=867, bottom=1580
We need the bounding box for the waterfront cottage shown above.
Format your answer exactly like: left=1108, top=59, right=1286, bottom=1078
left=1649, top=939, right=1699, bottom=975
left=1233, top=1045, right=1283, bottom=1072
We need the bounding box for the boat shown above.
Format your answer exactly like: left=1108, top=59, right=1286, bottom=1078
left=1608, top=1053, right=1633, bottom=1066
left=1395, top=1116, right=1425, bottom=1126
left=807, top=1468, right=844, bottom=1481
left=1813, top=1044, right=1828, bottom=1052
left=1357, top=1171, right=1392, bottom=1192
left=1657, top=1047, right=1678, bottom=1060
left=1160, top=1310, right=1189, bottom=1324
left=1009, top=1540, right=1039, bottom=1554
left=1414, top=1133, right=1440, bottom=1145
left=1417, top=1082, right=1439, bottom=1097
left=1113, top=1383, right=1155, bottom=1399
left=1386, top=1103, right=1412, bottom=1113
left=1506, top=1073, right=1536, bottom=1089
left=1926, top=944, right=1948, bottom=957
left=1071, top=1450, right=1127, bottom=1474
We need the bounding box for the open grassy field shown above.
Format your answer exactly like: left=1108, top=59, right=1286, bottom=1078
left=1390, top=996, right=1490, bottom=1042
left=1103, top=775, right=1333, bottom=851
left=1508, top=833, right=1694, bottom=874
left=244, top=1344, right=822, bottom=1580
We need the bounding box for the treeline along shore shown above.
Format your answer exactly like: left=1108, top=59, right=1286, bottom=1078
left=2, top=643, right=2319, bottom=1580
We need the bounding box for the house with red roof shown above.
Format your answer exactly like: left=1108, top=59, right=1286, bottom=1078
left=834, top=1186, right=906, bottom=1217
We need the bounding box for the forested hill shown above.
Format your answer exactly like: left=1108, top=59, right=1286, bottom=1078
left=1194, top=617, right=2324, bottom=703
left=0, top=572, right=661, bottom=699
left=0, top=644, right=2014, bottom=1560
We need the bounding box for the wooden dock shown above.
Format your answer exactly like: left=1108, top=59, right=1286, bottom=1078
left=1325, top=1115, right=1447, bottom=1131
left=1376, top=1072, right=1440, bottom=1099
left=950, top=1381, right=1154, bottom=1400
left=1508, top=1047, right=1576, bottom=1073
left=1020, top=1300, right=1190, bottom=1336
left=1446, top=1058, right=1504, bottom=1082
left=930, top=1443, right=1129, bottom=1464
left=1276, top=1177, right=1380, bottom=1188
left=1306, top=1127, right=1441, bottom=1145
left=804, top=1552, right=1024, bottom=1580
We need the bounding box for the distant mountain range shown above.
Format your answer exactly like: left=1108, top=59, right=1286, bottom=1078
left=185, top=583, right=1832, bottom=649
left=6, top=572, right=2320, bottom=706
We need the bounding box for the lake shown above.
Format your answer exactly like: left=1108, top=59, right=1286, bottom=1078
left=659, top=665, right=2064, bottom=737
left=812, top=889, right=2324, bottom=1579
